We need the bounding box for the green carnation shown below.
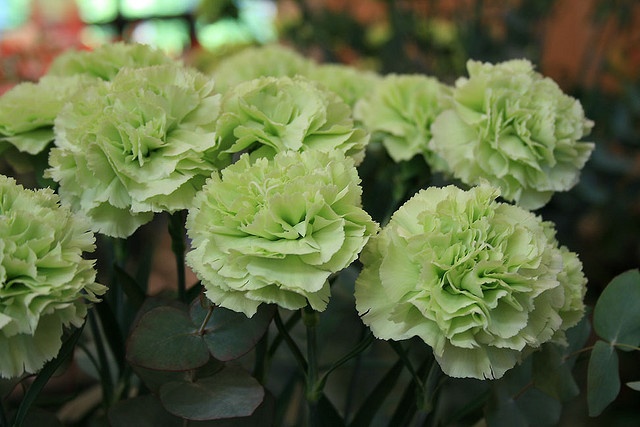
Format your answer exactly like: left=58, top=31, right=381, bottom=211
left=306, top=63, right=381, bottom=109
left=0, top=75, right=98, bottom=156
left=47, top=42, right=175, bottom=80
left=212, top=44, right=315, bottom=93
left=354, top=74, right=450, bottom=166
left=214, top=76, right=369, bottom=166
left=186, top=150, right=378, bottom=317
left=46, top=64, right=222, bottom=238
left=355, top=184, right=586, bottom=380
left=429, top=59, right=594, bottom=209
left=0, top=175, right=105, bottom=378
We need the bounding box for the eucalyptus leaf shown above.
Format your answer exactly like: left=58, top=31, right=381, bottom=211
left=593, top=269, right=640, bottom=347
left=159, top=366, right=264, bottom=420
left=190, top=302, right=275, bottom=361
left=126, top=306, right=209, bottom=371
left=515, top=387, right=562, bottom=427
left=532, top=343, right=579, bottom=400
left=587, top=340, right=620, bottom=417
left=485, top=389, right=528, bottom=427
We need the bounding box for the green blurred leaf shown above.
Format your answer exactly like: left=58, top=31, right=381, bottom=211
left=159, top=366, right=264, bottom=421
left=349, top=359, right=404, bottom=427
left=190, top=302, right=275, bottom=362
left=108, top=395, right=183, bottom=427
left=485, top=384, right=528, bottom=427
left=126, top=306, right=209, bottom=371
left=515, top=387, right=562, bottom=427
left=593, top=269, right=640, bottom=347
left=114, top=264, right=147, bottom=310
left=587, top=340, right=620, bottom=417
left=533, top=343, right=579, bottom=400
left=12, top=326, right=83, bottom=427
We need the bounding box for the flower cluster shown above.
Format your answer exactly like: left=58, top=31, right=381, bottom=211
left=429, top=59, right=594, bottom=209
left=186, top=150, right=378, bottom=317
left=0, top=175, right=105, bottom=378
left=46, top=64, right=222, bottom=238
left=214, top=75, right=368, bottom=166
left=355, top=184, right=587, bottom=379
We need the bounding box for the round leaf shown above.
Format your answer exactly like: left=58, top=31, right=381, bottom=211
left=127, top=306, right=209, bottom=371
left=159, top=366, right=264, bottom=420
left=532, top=343, right=579, bottom=400
left=190, top=302, right=275, bottom=361
left=587, top=340, right=620, bottom=417
left=593, top=269, right=640, bottom=347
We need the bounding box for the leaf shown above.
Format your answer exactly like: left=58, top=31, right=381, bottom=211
left=587, top=340, right=620, bottom=417
left=532, top=343, right=579, bottom=400
left=190, top=302, right=275, bottom=362
left=515, top=387, right=562, bottom=427
left=114, top=264, right=147, bottom=310
left=349, top=359, right=404, bottom=427
left=133, top=359, right=225, bottom=393
left=159, top=366, right=264, bottom=421
left=126, top=306, right=210, bottom=371
left=485, top=388, right=528, bottom=427
left=108, top=395, right=183, bottom=427
left=626, top=381, right=640, bottom=391
left=593, top=269, right=640, bottom=347
left=12, top=326, right=83, bottom=427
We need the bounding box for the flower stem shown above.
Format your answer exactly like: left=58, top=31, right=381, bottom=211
left=168, top=211, right=187, bottom=302
left=302, top=305, right=321, bottom=427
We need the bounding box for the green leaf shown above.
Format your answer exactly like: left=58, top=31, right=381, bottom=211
left=108, top=395, right=183, bottom=427
left=349, top=359, right=404, bottom=427
left=485, top=387, right=528, bottom=427
left=190, top=302, right=275, bottom=362
left=587, top=340, right=620, bottom=417
left=593, top=269, right=640, bottom=347
left=126, top=306, right=209, bottom=371
left=532, top=343, right=579, bottom=400
left=133, top=359, right=225, bottom=393
left=159, top=366, right=264, bottom=421
left=12, top=326, right=84, bottom=427
left=114, top=264, right=147, bottom=310
left=626, top=381, right=640, bottom=391
left=515, top=387, right=562, bottom=427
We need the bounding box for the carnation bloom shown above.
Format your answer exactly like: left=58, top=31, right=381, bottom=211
left=355, top=184, right=586, bottom=380
left=46, top=42, right=175, bottom=80
left=186, top=150, right=378, bottom=317
left=214, top=76, right=369, bottom=166
left=306, top=63, right=381, bottom=109
left=0, top=75, right=98, bottom=156
left=0, top=175, right=105, bottom=378
left=354, top=74, right=450, bottom=166
left=429, top=59, right=594, bottom=209
left=46, top=64, right=222, bottom=238
left=211, top=44, right=315, bottom=93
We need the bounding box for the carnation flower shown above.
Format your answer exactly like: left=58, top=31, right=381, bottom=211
left=214, top=76, right=369, bottom=166
left=46, top=64, right=222, bottom=238
left=354, top=74, right=450, bottom=166
left=355, top=184, right=586, bottom=380
left=306, top=63, right=381, bottom=108
left=186, top=150, right=378, bottom=317
left=429, top=59, right=594, bottom=209
left=0, top=175, right=105, bottom=378
left=0, top=75, right=98, bottom=156
left=212, top=44, right=315, bottom=93
left=47, top=42, right=175, bottom=80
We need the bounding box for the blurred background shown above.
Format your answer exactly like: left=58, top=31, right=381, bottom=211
left=1, top=0, right=638, bottom=425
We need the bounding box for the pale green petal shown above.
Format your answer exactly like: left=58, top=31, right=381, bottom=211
left=430, top=59, right=594, bottom=209
left=0, top=175, right=104, bottom=378
left=355, top=184, right=587, bottom=379
left=187, top=150, right=378, bottom=316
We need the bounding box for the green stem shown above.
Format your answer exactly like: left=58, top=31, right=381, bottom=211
left=318, top=332, right=374, bottom=392
left=273, top=310, right=307, bottom=372
left=268, top=309, right=302, bottom=360
left=168, top=211, right=187, bottom=302
left=253, top=330, right=269, bottom=383
left=0, top=396, right=7, bottom=427
left=614, top=342, right=640, bottom=352
left=197, top=304, right=215, bottom=335
left=302, top=305, right=320, bottom=427
left=88, top=311, right=114, bottom=408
